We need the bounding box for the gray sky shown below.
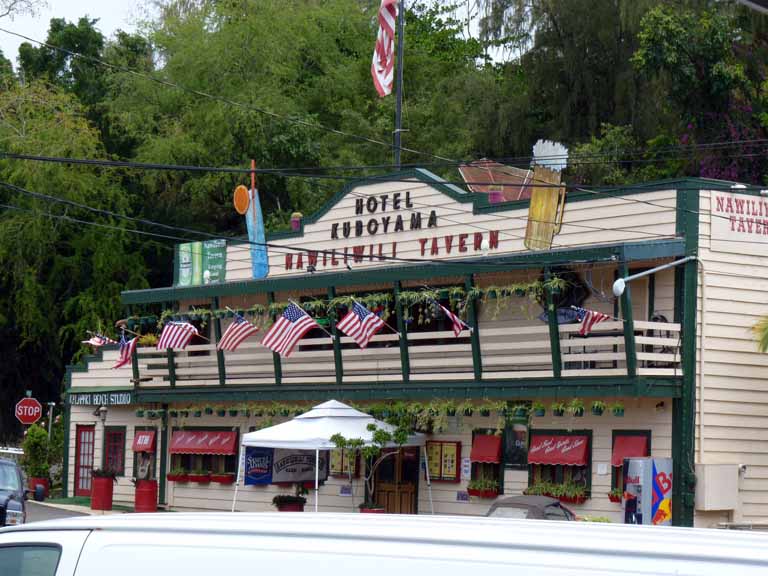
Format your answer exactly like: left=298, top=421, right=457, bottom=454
left=0, top=0, right=148, bottom=66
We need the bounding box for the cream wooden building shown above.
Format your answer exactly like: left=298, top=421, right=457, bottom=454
left=62, top=171, right=768, bottom=526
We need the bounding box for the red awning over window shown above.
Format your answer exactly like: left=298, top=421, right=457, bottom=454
left=528, top=434, right=589, bottom=466
left=132, top=430, right=156, bottom=453
left=611, top=435, right=648, bottom=467
left=470, top=434, right=502, bottom=463
left=170, top=430, right=237, bottom=455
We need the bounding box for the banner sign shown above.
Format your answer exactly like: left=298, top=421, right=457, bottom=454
left=175, top=239, right=227, bottom=286
left=244, top=447, right=329, bottom=485
left=68, top=391, right=133, bottom=406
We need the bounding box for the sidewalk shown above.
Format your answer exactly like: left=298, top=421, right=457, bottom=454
left=35, top=499, right=128, bottom=515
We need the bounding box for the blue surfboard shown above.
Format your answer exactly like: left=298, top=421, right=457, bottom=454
left=245, top=188, right=269, bottom=279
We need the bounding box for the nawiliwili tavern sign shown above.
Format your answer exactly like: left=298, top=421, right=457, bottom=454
left=710, top=190, right=768, bottom=254
left=284, top=189, right=500, bottom=271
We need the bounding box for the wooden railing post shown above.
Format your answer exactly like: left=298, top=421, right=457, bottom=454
left=166, top=348, right=176, bottom=387
left=394, top=281, right=410, bottom=384
left=619, top=259, right=638, bottom=377
left=465, top=275, right=482, bottom=381
left=268, top=291, right=282, bottom=385
left=545, top=267, right=562, bottom=378
left=212, top=296, right=226, bottom=386
left=327, top=287, right=343, bottom=387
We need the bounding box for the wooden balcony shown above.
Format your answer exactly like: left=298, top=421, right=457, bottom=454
left=133, top=320, right=681, bottom=389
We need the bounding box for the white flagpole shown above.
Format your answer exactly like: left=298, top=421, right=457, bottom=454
left=231, top=444, right=244, bottom=512
left=422, top=445, right=434, bottom=514
left=315, top=449, right=320, bottom=513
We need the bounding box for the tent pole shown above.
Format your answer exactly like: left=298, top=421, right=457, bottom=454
left=231, top=444, right=244, bottom=512
left=315, top=449, right=320, bottom=512
left=423, top=445, right=434, bottom=514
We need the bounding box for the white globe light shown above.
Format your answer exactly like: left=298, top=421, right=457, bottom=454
left=480, top=238, right=490, bottom=255
left=612, top=278, right=626, bottom=297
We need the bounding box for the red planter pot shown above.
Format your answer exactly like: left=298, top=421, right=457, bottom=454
left=210, top=474, right=235, bottom=485
left=187, top=474, right=210, bottom=483
left=135, top=479, right=158, bottom=513
left=360, top=508, right=386, bottom=513
left=467, top=488, right=498, bottom=499
left=167, top=474, right=189, bottom=482
left=558, top=495, right=587, bottom=505
left=28, top=477, right=49, bottom=498
left=91, top=476, right=114, bottom=511
left=276, top=502, right=304, bottom=512
left=608, top=494, right=622, bottom=503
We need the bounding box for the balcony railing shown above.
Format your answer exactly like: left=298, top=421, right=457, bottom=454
left=133, top=319, right=681, bottom=388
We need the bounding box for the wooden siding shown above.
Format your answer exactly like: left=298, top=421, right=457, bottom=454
left=696, top=189, right=768, bottom=524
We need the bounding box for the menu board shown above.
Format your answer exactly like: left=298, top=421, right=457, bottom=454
left=425, top=441, right=461, bottom=483
left=175, top=239, right=227, bottom=286
left=329, top=448, right=359, bottom=477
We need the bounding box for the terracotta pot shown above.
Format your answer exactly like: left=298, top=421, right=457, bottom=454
left=91, top=476, right=114, bottom=511
left=28, top=477, right=49, bottom=498
left=276, top=502, right=304, bottom=512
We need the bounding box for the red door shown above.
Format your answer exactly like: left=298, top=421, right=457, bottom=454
left=75, top=425, right=95, bottom=496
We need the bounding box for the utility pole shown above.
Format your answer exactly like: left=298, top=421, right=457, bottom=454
left=393, top=0, right=405, bottom=169
left=47, top=402, right=55, bottom=440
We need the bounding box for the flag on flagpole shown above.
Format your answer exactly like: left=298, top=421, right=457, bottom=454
left=217, top=313, right=260, bottom=352
left=574, top=306, right=611, bottom=336
left=261, top=303, right=319, bottom=357
left=82, top=333, right=117, bottom=347
left=371, top=0, right=398, bottom=97
left=439, top=303, right=469, bottom=337
left=157, top=321, right=199, bottom=350
left=112, top=332, right=138, bottom=369
left=336, top=302, right=385, bottom=349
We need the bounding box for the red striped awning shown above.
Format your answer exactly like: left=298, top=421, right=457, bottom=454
left=470, top=434, right=502, bottom=463
left=611, top=435, right=648, bottom=467
left=528, top=434, right=589, bottom=466
left=132, top=430, right=156, bottom=453
left=170, top=430, right=237, bottom=455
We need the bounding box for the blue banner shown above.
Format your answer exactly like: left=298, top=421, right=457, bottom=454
left=244, top=446, right=274, bottom=485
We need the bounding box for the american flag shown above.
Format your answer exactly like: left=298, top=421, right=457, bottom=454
left=574, top=306, right=611, bottom=336
left=112, top=332, right=138, bottom=369
left=82, top=333, right=117, bottom=347
left=157, top=321, right=199, bottom=350
left=217, top=313, right=260, bottom=352
left=336, top=302, right=385, bottom=349
left=261, top=303, right=319, bottom=357
left=371, top=0, right=398, bottom=97
left=439, top=303, right=469, bottom=337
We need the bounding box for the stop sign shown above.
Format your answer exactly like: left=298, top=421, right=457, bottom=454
left=15, top=397, right=43, bottom=425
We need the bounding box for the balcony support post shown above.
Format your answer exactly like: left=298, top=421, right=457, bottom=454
left=394, top=281, right=410, bottom=383
left=619, top=258, right=638, bottom=378
left=544, top=267, right=562, bottom=378
left=328, top=286, right=343, bottom=386
left=212, top=296, right=226, bottom=386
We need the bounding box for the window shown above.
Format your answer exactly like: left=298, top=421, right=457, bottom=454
left=169, top=428, right=238, bottom=475
left=611, top=430, right=651, bottom=491
left=503, top=417, right=529, bottom=469
left=0, top=545, right=61, bottom=576
left=469, top=430, right=503, bottom=495
left=527, top=430, right=592, bottom=497
left=103, top=427, right=126, bottom=476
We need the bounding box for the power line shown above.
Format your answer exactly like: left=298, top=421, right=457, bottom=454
left=0, top=27, right=455, bottom=164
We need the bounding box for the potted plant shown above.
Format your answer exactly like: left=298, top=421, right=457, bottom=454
left=332, top=421, right=410, bottom=513
left=512, top=404, right=529, bottom=418
left=135, top=409, right=145, bottom=418
left=21, top=423, right=50, bottom=497
left=567, top=398, right=584, bottom=417
left=479, top=404, right=492, bottom=417
left=211, top=472, right=236, bottom=484
left=187, top=469, right=210, bottom=483
left=467, top=477, right=499, bottom=499
left=216, top=408, right=226, bottom=417
left=591, top=400, right=606, bottom=416
left=204, top=407, right=214, bottom=415
left=91, top=468, right=117, bottom=511
left=608, top=488, right=622, bottom=503
left=167, top=467, right=188, bottom=482
left=559, top=483, right=587, bottom=504
left=550, top=401, right=566, bottom=417
left=524, top=482, right=554, bottom=497
left=228, top=409, right=239, bottom=417
left=272, top=484, right=307, bottom=512
left=532, top=401, right=546, bottom=417
left=459, top=401, right=474, bottom=417
left=611, top=401, right=625, bottom=417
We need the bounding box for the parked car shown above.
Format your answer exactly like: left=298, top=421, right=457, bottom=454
left=3, top=513, right=768, bottom=575
left=485, top=495, right=576, bottom=520
left=0, top=458, right=26, bottom=526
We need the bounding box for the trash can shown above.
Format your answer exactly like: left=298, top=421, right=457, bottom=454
left=134, top=479, right=158, bottom=513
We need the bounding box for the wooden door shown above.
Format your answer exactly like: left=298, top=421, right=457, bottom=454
left=74, top=425, right=95, bottom=497
left=374, top=447, right=419, bottom=514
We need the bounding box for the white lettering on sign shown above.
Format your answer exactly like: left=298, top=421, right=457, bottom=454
left=711, top=191, right=768, bottom=254
left=16, top=406, right=41, bottom=417
left=135, top=434, right=151, bottom=447
left=69, top=392, right=132, bottom=406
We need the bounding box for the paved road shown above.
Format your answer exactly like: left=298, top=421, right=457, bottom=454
left=26, top=501, right=87, bottom=523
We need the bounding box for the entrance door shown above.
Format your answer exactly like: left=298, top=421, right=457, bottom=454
left=74, top=425, right=95, bottom=497
left=374, top=447, right=419, bottom=514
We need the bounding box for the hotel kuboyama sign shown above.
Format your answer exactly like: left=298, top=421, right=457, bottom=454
left=284, top=190, right=500, bottom=271
left=711, top=191, right=768, bottom=254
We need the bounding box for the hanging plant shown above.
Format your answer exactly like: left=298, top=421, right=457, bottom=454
left=532, top=401, right=546, bottom=417
left=551, top=402, right=566, bottom=417
left=567, top=399, right=585, bottom=417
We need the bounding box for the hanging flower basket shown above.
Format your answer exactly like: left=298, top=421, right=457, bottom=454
left=210, top=473, right=235, bottom=485
left=608, top=493, right=622, bottom=503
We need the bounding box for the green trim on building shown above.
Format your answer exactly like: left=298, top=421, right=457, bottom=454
left=328, top=286, right=343, bottom=386
left=619, top=258, right=637, bottom=378
left=159, top=406, right=168, bottom=505
left=213, top=296, right=226, bottom=385
left=62, top=404, right=71, bottom=497
left=394, top=281, right=410, bottom=383
left=166, top=349, right=176, bottom=387
left=465, top=275, right=482, bottom=380
left=122, top=239, right=686, bottom=305
left=544, top=268, right=562, bottom=378
left=267, top=292, right=282, bottom=384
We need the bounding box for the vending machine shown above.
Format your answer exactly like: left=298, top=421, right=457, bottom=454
left=622, top=457, right=673, bottom=526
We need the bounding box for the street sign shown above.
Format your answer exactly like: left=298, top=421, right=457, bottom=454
left=15, top=397, right=42, bottom=425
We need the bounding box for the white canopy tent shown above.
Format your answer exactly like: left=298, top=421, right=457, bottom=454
left=231, top=400, right=433, bottom=513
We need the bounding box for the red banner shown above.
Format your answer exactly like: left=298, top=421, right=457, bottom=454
left=169, top=430, right=237, bottom=455
left=528, top=434, right=588, bottom=466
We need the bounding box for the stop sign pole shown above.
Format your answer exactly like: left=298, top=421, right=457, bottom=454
left=16, top=397, right=43, bottom=425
